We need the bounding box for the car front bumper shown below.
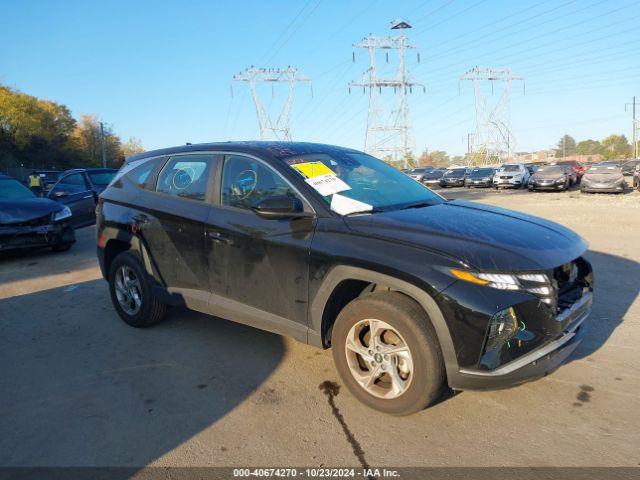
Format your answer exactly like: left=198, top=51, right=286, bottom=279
left=440, top=179, right=465, bottom=187
left=0, top=221, right=75, bottom=252
left=465, top=180, right=492, bottom=187
left=581, top=184, right=624, bottom=193
left=449, top=292, right=592, bottom=390
left=494, top=178, right=523, bottom=187
left=530, top=182, right=565, bottom=190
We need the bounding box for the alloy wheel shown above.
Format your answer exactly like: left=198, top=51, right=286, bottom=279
left=114, top=265, right=142, bottom=315
left=344, top=318, right=414, bottom=399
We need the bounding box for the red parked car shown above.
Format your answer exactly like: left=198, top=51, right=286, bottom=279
left=555, top=161, right=585, bottom=182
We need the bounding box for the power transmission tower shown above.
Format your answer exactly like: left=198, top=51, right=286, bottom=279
left=460, top=67, right=524, bottom=166
left=349, top=19, right=424, bottom=168
left=626, top=96, right=638, bottom=158
left=232, top=67, right=311, bottom=141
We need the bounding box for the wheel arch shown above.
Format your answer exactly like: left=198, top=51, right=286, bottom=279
left=309, top=265, right=459, bottom=381
left=102, top=229, right=158, bottom=284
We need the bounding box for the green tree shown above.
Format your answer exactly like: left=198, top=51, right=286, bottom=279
left=575, top=139, right=602, bottom=155
left=555, top=134, right=576, bottom=158
left=600, top=134, right=631, bottom=160
left=427, top=150, right=450, bottom=167
left=68, top=115, right=122, bottom=168
left=0, top=85, right=79, bottom=169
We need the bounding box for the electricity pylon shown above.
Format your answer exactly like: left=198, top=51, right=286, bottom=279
left=460, top=67, right=524, bottom=165
left=232, top=67, right=311, bottom=141
left=349, top=20, right=424, bottom=168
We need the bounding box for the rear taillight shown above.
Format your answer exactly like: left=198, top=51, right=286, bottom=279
left=97, top=232, right=107, bottom=249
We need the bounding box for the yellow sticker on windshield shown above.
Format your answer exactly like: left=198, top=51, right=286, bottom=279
left=291, top=161, right=335, bottom=179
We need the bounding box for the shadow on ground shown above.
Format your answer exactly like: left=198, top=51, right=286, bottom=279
left=0, top=279, right=284, bottom=466
left=0, top=226, right=97, bottom=285
left=568, top=250, right=639, bottom=362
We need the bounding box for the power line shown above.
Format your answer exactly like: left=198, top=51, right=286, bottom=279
left=263, top=0, right=323, bottom=66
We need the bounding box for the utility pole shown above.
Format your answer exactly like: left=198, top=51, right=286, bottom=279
left=626, top=96, right=638, bottom=158
left=99, top=122, right=107, bottom=168
left=460, top=67, right=524, bottom=166
left=232, top=67, right=311, bottom=141
left=349, top=19, right=425, bottom=169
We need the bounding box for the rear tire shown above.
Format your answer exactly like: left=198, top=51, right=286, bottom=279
left=331, top=291, right=445, bottom=416
left=108, top=251, right=166, bottom=328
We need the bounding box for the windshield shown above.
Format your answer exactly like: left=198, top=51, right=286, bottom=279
left=444, top=168, right=465, bottom=177
left=536, top=166, right=564, bottom=175
left=283, top=152, right=444, bottom=214
left=88, top=171, right=116, bottom=186
left=469, top=168, right=493, bottom=177
left=0, top=178, right=37, bottom=200
left=587, top=166, right=621, bottom=174
left=499, top=164, right=521, bottom=172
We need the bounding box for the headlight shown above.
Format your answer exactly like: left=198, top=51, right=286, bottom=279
left=482, top=177, right=490, bottom=181
left=556, top=177, right=565, bottom=183
left=450, top=269, right=553, bottom=303
left=53, top=206, right=72, bottom=222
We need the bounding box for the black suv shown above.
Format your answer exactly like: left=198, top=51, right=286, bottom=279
left=97, top=142, right=593, bottom=415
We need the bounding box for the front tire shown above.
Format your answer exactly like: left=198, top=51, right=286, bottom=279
left=331, top=292, right=445, bottom=416
left=108, top=251, right=166, bottom=328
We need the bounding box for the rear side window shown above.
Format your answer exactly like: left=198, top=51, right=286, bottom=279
left=221, top=155, right=296, bottom=210
left=126, top=157, right=163, bottom=189
left=156, top=155, right=214, bottom=201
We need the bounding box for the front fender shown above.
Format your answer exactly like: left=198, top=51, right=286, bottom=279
left=308, top=265, right=460, bottom=383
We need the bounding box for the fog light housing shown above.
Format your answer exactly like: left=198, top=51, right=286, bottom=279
left=485, top=307, right=519, bottom=352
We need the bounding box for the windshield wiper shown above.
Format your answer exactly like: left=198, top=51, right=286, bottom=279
left=396, top=202, right=434, bottom=211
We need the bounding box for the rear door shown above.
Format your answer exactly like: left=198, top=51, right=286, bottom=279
left=48, top=172, right=95, bottom=227
left=203, top=153, right=316, bottom=341
left=133, top=153, right=219, bottom=308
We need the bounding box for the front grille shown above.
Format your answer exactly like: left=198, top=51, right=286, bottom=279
left=552, top=258, right=592, bottom=312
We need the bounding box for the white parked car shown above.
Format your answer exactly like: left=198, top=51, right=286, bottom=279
left=493, top=164, right=531, bottom=189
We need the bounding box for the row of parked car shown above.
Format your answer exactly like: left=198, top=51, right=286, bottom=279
left=405, top=158, right=640, bottom=194
left=0, top=167, right=117, bottom=253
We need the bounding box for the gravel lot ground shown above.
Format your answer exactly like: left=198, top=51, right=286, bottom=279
left=1, top=186, right=638, bottom=469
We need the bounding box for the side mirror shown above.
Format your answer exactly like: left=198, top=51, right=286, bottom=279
left=251, top=195, right=312, bottom=220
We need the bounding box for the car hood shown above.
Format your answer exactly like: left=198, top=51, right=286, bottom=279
left=583, top=172, right=623, bottom=183
left=533, top=172, right=564, bottom=180
left=0, top=198, right=62, bottom=225
left=344, top=200, right=587, bottom=271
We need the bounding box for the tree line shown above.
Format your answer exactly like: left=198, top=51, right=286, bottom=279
left=554, top=134, right=636, bottom=160
left=0, top=85, right=143, bottom=172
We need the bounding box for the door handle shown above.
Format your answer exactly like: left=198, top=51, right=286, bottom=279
left=82, top=195, right=93, bottom=199
left=206, top=230, right=231, bottom=243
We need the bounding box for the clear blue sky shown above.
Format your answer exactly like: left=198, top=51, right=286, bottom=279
left=1, top=0, right=638, bottom=156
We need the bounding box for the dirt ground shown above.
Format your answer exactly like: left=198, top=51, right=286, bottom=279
left=0, top=186, right=638, bottom=469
